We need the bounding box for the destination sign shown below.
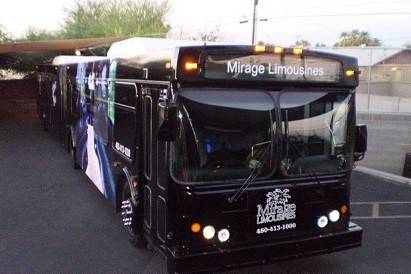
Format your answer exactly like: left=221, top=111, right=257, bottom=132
left=203, top=54, right=342, bottom=82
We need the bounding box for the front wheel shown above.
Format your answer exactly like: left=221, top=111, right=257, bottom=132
left=69, top=138, right=81, bottom=170
left=121, top=181, right=145, bottom=247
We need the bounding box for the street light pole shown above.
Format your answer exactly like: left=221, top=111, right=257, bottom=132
left=252, top=0, right=259, bottom=44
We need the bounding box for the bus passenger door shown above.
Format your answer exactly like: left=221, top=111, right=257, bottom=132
left=142, top=87, right=168, bottom=245
left=112, top=83, right=139, bottom=164
left=111, top=82, right=139, bottom=202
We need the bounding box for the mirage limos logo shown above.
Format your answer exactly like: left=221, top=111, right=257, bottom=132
left=256, top=189, right=296, bottom=225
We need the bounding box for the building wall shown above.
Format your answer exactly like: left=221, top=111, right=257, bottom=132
left=0, top=79, right=38, bottom=116
left=357, top=112, right=411, bottom=175
left=0, top=79, right=37, bottom=99
left=356, top=64, right=411, bottom=112
left=379, top=51, right=411, bottom=65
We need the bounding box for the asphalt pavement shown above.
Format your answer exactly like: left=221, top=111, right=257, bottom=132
left=1, top=111, right=410, bottom=274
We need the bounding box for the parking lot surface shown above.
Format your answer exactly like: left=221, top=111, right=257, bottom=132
left=1, top=112, right=410, bottom=273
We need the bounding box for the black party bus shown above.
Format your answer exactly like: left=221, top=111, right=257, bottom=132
left=37, top=38, right=367, bottom=274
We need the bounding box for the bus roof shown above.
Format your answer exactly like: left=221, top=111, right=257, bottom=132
left=106, top=37, right=232, bottom=59
left=52, top=55, right=108, bottom=66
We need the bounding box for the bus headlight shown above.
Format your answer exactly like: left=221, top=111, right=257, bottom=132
left=203, top=225, right=215, bottom=240
left=317, top=215, right=328, bottom=228
left=217, top=228, right=230, bottom=242
left=329, top=210, right=340, bottom=222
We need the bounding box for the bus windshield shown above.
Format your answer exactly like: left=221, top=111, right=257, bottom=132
left=171, top=89, right=276, bottom=182
left=171, top=89, right=354, bottom=183
left=279, top=91, right=354, bottom=176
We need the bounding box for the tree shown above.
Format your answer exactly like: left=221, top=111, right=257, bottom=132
left=2, top=28, right=61, bottom=77
left=334, top=30, right=381, bottom=47
left=1, top=0, right=171, bottom=77
left=294, top=39, right=311, bottom=48
left=315, top=42, right=327, bottom=48
left=403, top=42, right=411, bottom=49
left=17, top=27, right=61, bottom=42
left=61, top=0, right=170, bottom=39
left=0, top=25, right=11, bottom=43
left=190, top=30, right=220, bottom=42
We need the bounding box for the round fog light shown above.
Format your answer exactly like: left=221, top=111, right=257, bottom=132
left=218, top=228, right=230, bottom=242
left=203, top=225, right=215, bottom=240
left=329, top=210, right=340, bottom=222
left=317, top=215, right=328, bottom=228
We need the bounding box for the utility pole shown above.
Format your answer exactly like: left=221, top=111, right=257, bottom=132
left=252, top=0, right=259, bottom=44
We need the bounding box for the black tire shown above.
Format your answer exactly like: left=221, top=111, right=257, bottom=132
left=121, top=180, right=145, bottom=247
left=69, top=137, right=81, bottom=170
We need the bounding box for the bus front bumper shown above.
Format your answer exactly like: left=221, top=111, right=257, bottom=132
left=167, top=222, right=362, bottom=274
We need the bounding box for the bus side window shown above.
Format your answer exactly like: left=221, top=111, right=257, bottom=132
left=113, top=83, right=137, bottom=160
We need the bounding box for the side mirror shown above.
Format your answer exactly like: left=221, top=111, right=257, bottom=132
left=158, top=102, right=178, bottom=142
left=354, top=124, right=367, bottom=161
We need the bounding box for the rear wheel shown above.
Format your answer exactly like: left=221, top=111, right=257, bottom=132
left=121, top=181, right=145, bottom=247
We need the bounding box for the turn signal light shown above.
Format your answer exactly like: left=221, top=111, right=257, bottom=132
left=191, top=223, right=201, bottom=233
left=340, top=205, right=348, bottom=214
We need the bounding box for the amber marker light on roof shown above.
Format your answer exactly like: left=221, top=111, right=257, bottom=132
left=274, top=47, right=284, bottom=54
left=345, top=69, right=355, bottom=77
left=254, top=45, right=266, bottom=52
left=293, top=48, right=303, bottom=55
left=185, top=62, right=198, bottom=71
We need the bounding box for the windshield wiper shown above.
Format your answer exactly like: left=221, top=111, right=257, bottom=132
left=227, top=93, right=279, bottom=204
left=272, top=92, right=325, bottom=192
left=227, top=158, right=264, bottom=203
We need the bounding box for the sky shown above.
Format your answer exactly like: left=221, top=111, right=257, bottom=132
left=0, top=0, right=410, bottom=47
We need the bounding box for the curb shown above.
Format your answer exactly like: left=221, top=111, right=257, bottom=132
left=355, top=166, right=411, bottom=186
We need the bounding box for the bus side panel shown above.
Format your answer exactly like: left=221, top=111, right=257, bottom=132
left=70, top=60, right=117, bottom=206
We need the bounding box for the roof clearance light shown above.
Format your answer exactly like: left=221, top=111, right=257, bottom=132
left=345, top=69, right=355, bottom=77
left=203, top=225, right=215, bottom=240
left=254, top=45, right=266, bottom=52
left=317, top=215, right=328, bottom=228
left=329, top=210, right=340, bottom=222
left=191, top=223, right=201, bottom=233
left=185, top=62, right=198, bottom=71
left=274, top=47, right=284, bottom=54
left=293, top=48, right=303, bottom=55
